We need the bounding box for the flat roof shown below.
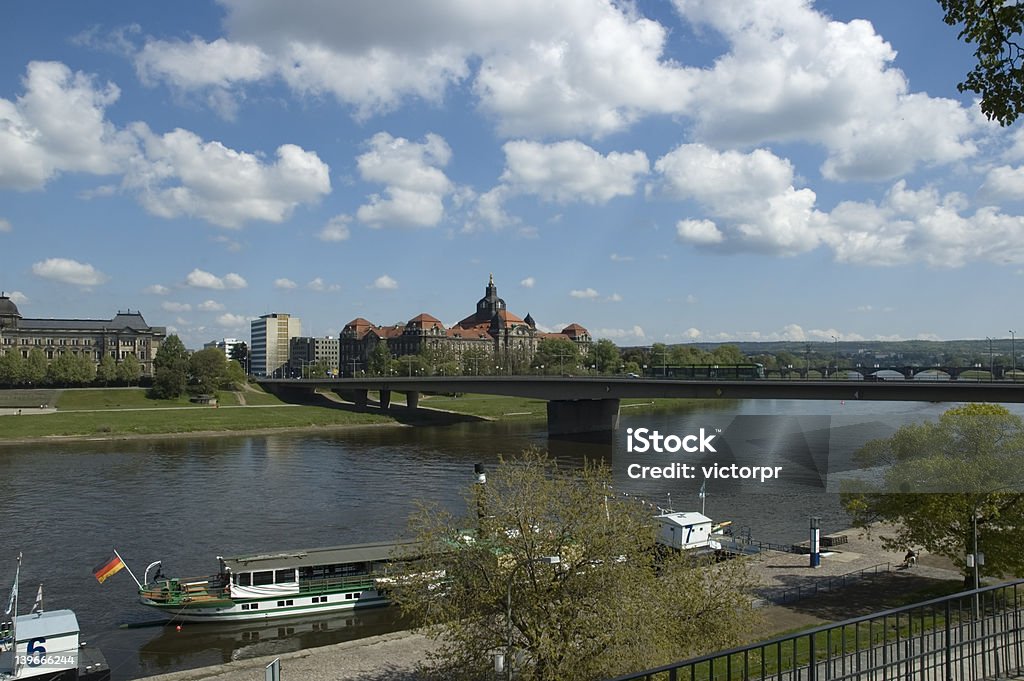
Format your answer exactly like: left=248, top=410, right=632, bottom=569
left=221, top=539, right=421, bottom=573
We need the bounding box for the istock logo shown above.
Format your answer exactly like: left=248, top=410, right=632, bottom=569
left=625, top=427, right=719, bottom=453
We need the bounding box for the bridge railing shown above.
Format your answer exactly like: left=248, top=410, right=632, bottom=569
left=604, top=580, right=1024, bottom=681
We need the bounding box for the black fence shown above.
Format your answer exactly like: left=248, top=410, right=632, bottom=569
left=605, top=580, right=1024, bottom=681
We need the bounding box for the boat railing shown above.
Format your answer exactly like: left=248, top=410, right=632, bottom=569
left=298, top=574, right=375, bottom=592
left=140, top=577, right=229, bottom=603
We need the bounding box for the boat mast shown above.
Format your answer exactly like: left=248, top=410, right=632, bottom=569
left=114, top=550, right=142, bottom=589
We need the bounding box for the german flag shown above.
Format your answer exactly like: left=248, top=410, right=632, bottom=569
left=92, top=553, right=125, bottom=584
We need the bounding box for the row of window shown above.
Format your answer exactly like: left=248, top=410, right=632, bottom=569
left=239, top=592, right=364, bottom=611
left=3, top=349, right=145, bottom=361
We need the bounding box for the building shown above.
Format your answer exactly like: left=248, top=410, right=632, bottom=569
left=0, top=293, right=166, bottom=376
left=250, top=313, right=301, bottom=377
left=203, top=337, right=243, bottom=359
left=288, top=336, right=340, bottom=377
left=340, top=275, right=590, bottom=375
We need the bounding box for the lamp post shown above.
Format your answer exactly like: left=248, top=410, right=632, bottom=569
left=986, top=337, right=994, bottom=378
left=1011, top=330, right=1017, bottom=380
left=831, top=335, right=839, bottom=378
left=503, top=555, right=560, bottom=680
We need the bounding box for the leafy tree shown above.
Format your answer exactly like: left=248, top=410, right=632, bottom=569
left=460, top=346, right=489, bottom=375
left=229, top=341, right=249, bottom=373
left=24, top=348, right=47, bottom=385
left=392, top=450, right=757, bottom=681
left=96, top=354, right=117, bottom=386
left=368, top=342, right=392, bottom=376
left=0, top=351, right=25, bottom=386
left=649, top=342, right=670, bottom=375
left=669, top=344, right=711, bottom=365
left=532, top=338, right=580, bottom=374
left=938, top=0, right=1024, bottom=125
left=225, top=359, right=247, bottom=387
left=151, top=335, right=189, bottom=399
left=189, top=347, right=228, bottom=395
left=116, top=354, right=141, bottom=386
left=842, top=404, right=1024, bottom=584
left=711, top=344, right=747, bottom=365
left=592, top=338, right=621, bottom=373
left=45, top=353, right=94, bottom=386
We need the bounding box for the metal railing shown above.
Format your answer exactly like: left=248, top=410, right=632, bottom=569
left=605, top=580, right=1024, bottom=681
left=761, top=563, right=892, bottom=606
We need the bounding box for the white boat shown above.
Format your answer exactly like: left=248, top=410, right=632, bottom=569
left=138, top=540, right=419, bottom=623
left=0, top=557, right=110, bottom=681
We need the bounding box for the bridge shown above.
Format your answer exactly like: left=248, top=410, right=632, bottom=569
left=257, top=376, right=1024, bottom=437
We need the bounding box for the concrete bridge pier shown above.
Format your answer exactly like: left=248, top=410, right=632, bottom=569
left=379, top=390, right=391, bottom=410
left=406, top=391, right=419, bottom=409
left=547, top=398, right=620, bottom=437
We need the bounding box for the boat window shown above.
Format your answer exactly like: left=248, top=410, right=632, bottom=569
left=237, top=573, right=252, bottom=587
left=252, top=571, right=274, bottom=586
left=275, top=569, right=295, bottom=584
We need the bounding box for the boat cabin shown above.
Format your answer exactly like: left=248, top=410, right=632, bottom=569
left=654, top=511, right=713, bottom=550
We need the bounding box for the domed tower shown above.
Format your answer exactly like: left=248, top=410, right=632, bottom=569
left=0, top=292, right=21, bottom=331
left=474, top=273, right=506, bottom=321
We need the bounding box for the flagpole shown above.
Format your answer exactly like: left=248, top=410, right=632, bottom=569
left=113, top=550, right=142, bottom=589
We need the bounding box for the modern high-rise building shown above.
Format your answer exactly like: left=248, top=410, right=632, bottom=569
left=203, top=337, right=242, bottom=359
left=250, top=313, right=301, bottom=377
left=288, top=336, right=340, bottom=377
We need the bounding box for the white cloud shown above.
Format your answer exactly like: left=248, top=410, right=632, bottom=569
left=498, top=140, right=649, bottom=204
left=683, top=327, right=701, bottom=339
left=356, top=132, right=452, bottom=228
left=372, top=274, right=398, bottom=290
left=318, top=214, right=352, bottom=241
left=213, top=235, right=243, bottom=252
left=31, top=258, right=108, bottom=286
left=0, top=219, right=10, bottom=232
left=596, top=326, right=646, bottom=339
left=217, top=313, right=250, bottom=327
left=274, top=278, right=298, bottom=289
left=656, top=144, right=826, bottom=254
left=685, top=294, right=698, bottom=304
left=570, top=288, right=599, bottom=299
left=161, top=301, right=192, bottom=312
left=0, top=61, right=137, bottom=190
left=143, top=284, right=170, bottom=295
left=610, top=253, right=633, bottom=262
left=605, top=293, right=623, bottom=302
left=185, top=268, right=247, bottom=289
left=198, top=300, right=225, bottom=311
left=7, top=291, right=28, bottom=304
left=520, top=276, right=535, bottom=288
left=126, top=125, right=330, bottom=228
left=307, top=277, right=340, bottom=292
left=673, top=0, right=977, bottom=181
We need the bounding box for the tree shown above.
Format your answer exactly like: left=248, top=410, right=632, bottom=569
left=368, top=342, right=392, bottom=376
left=460, top=346, right=489, bottom=375
left=225, top=359, right=247, bottom=387
left=189, top=347, right=228, bottom=394
left=392, top=450, right=757, bottom=681
left=842, top=403, right=1024, bottom=584
left=229, top=342, right=249, bottom=373
left=97, top=354, right=117, bottom=386
left=592, top=338, right=620, bottom=373
left=938, top=0, right=1024, bottom=125
left=116, top=354, right=141, bottom=386
left=711, top=344, right=747, bottom=365
left=45, top=353, right=94, bottom=386
left=532, top=338, right=580, bottom=374
left=151, top=335, right=189, bottom=399
left=24, top=348, right=47, bottom=385
left=0, top=352, right=25, bottom=386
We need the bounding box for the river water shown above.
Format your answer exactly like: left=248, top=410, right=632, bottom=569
left=1, top=398, right=1019, bottom=679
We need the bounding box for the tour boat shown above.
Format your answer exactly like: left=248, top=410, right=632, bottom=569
left=138, top=540, right=419, bottom=622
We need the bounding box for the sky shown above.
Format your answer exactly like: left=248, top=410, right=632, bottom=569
left=1, top=0, right=1021, bottom=349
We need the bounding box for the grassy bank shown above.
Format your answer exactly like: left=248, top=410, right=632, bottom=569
left=421, top=393, right=732, bottom=419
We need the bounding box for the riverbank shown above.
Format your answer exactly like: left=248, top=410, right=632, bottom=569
left=136, top=525, right=967, bottom=681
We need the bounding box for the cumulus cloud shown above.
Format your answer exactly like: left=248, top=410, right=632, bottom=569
left=0, top=219, right=10, bottom=232
left=31, top=258, right=108, bottom=286
left=7, top=291, right=28, bottom=304
left=498, top=140, right=649, bottom=204
left=570, top=288, right=599, bottom=299
left=307, top=277, right=340, bottom=292
left=0, top=61, right=137, bottom=190
left=143, top=284, right=170, bottom=295
left=185, top=268, right=247, bottom=289
left=610, top=253, right=633, bottom=262
left=274, top=278, right=297, bottom=289
left=318, top=214, right=352, bottom=241
left=356, top=132, right=453, bottom=228
left=656, top=144, right=826, bottom=254
left=372, top=274, right=398, bottom=290
left=520, top=276, right=535, bottom=288
left=683, top=327, right=701, bottom=339
left=217, top=313, right=250, bottom=327
left=596, top=326, right=646, bottom=339
left=125, top=125, right=330, bottom=228
left=198, top=300, right=225, bottom=311
left=162, top=301, right=192, bottom=312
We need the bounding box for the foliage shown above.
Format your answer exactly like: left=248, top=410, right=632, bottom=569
left=532, top=338, right=581, bottom=374
left=24, top=349, right=47, bottom=385
left=0, top=351, right=25, bottom=386
left=45, top=353, right=95, bottom=386
left=460, top=346, right=490, bottom=375
left=96, top=354, right=117, bottom=385
left=116, top=354, right=142, bottom=386
left=228, top=341, right=248, bottom=370
left=189, top=347, right=228, bottom=394
left=391, top=450, right=758, bottom=681
left=151, top=335, right=189, bottom=399
left=224, top=359, right=247, bottom=388
left=938, top=0, right=1024, bottom=126
left=842, top=404, right=1024, bottom=582
left=368, top=341, right=392, bottom=376
left=592, top=338, right=620, bottom=373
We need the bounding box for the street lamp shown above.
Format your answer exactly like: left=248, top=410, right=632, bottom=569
left=831, top=335, right=839, bottom=378
left=502, top=555, right=560, bottom=680
left=1011, top=330, right=1017, bottom=380
left=986, top=337, right=994, bottom=378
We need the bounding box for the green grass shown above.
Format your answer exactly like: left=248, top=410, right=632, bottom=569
left=237, top=384, right=289, bottom=405
left=0, top=403, right=392, bottom=439
left=420, top=394, right=730, bottom=419
left=55, top=388, right=243, bottom=410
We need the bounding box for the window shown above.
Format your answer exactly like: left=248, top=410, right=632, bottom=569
left=276, top=600, right=294, bottom=607
left=237, top=573, right=251, bottom=587
left=274, top=569, right=294, bottom=584
left=252, top=571, right=274, bottom=586
left=241, top=603, right=260, bottom=611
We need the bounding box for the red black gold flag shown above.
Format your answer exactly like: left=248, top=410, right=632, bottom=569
left=92, top=553, right=125, bottom=584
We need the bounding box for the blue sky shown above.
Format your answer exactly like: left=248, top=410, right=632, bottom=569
left=2, top=0, right=1021, bottom=349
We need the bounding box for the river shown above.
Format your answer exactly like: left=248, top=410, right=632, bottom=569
left=1, top=398, right=1017, bottom=679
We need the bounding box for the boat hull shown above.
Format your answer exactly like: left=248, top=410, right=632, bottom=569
left=140, top=589, right=388, bottom=623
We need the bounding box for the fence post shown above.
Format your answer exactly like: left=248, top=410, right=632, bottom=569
left=945, top=600, right=952, bottom=681
left=266, top=658, right=281, bottom=681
